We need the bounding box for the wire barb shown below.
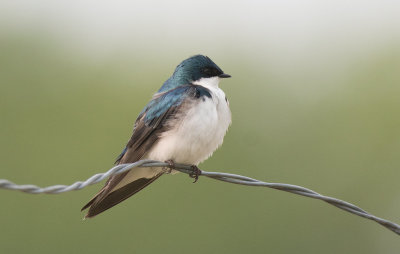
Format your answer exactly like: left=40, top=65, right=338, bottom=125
left=1, top=159, right=399, bottom=235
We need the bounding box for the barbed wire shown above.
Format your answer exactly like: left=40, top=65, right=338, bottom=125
left=0, top=159, right=399, bottom=236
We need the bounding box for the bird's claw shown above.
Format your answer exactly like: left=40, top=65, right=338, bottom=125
left=189, top=165, right=202, bottom=183
left=163, top=160, right=175, bottom=174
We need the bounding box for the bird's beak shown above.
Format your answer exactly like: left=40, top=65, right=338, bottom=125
left=219, top=73, right=231, bottom=78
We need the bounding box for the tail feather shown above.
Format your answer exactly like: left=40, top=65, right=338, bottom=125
left=82, top=174, right=162, bottom=218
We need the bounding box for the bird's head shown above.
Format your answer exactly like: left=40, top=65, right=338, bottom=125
left=159, top=55, right=230, bottom=92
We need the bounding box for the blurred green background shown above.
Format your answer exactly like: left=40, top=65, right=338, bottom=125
left=1, top=1, right=400, bottom=253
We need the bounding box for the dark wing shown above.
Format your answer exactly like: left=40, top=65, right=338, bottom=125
left=82, top=85, right=211, bottom=218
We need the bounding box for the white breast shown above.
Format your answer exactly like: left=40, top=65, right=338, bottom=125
left=112, top=78, right=231, bottom=190
left=147, top=77, right=231, bottom=165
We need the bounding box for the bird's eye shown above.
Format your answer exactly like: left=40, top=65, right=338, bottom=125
left=202, top=68, right=212, bottom=75
left=202, top=67, right=220, bottom=77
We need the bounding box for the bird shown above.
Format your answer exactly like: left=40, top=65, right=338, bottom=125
left=81, top=55, right=232, bottom=218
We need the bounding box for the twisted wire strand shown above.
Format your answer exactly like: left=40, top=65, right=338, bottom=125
left=0, top=159, right=399, bottom=235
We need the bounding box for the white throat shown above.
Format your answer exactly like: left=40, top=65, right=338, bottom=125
left=192, top=77, right=220, bottom=89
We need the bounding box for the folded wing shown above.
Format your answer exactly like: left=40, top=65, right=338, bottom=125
left=82, top=85, right=211, bottom=218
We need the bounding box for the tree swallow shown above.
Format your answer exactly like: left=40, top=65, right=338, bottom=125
left=82, top=55, right=231, bottom=218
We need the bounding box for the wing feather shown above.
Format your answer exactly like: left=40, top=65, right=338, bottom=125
left=82, top=85, right=210, bottom=217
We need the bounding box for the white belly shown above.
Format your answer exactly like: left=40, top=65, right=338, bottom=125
left=146, top=85, right=231, bottom=165
left=112, top=79, right=231, bottom=191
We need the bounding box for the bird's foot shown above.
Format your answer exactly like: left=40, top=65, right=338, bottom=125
left=163, top=160, right=175, bottom=174
left=189, top=165, right=202, bottom=183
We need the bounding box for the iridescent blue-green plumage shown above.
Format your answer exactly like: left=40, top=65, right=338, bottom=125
left=114, top=84, right=212, bottom=163
left=114, top=55, right=224, bottom=164
left=158, top=54, right=224, bottom=92
left=83, top=54, right=230, bottom=218
left=144, top=85, right=211, bottom=123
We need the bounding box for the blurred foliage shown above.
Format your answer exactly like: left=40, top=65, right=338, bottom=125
left=0, top=32, right=400, bottom=254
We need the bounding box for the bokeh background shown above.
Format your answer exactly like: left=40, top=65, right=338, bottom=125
left=1, top=0, right=400, bottom=253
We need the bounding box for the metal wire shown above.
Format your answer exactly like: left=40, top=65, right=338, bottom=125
left=0, top=159, right=399, bottom=235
